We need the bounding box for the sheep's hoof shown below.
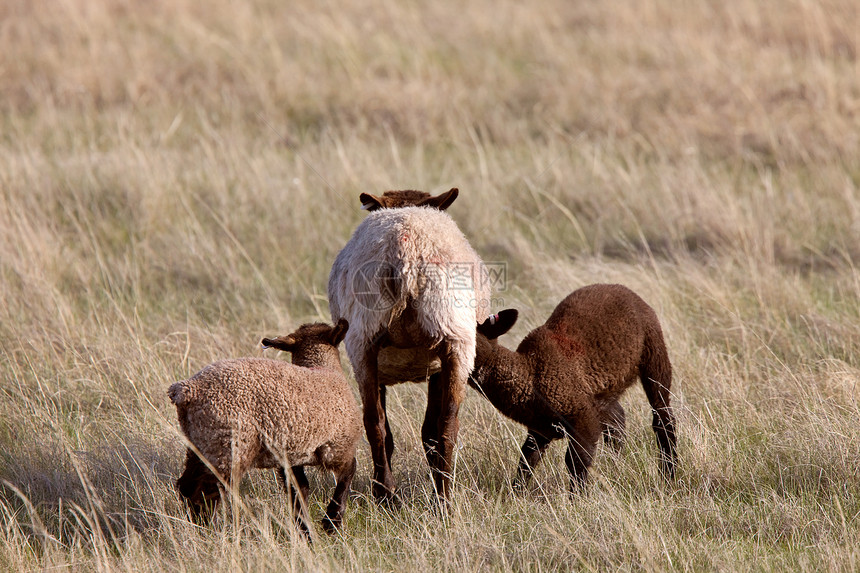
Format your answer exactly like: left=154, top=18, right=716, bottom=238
left=373, top=492, right=403, bottom=513
left=321, top=516, right=341, bottom=534
left=183, top=497, right=219, bottom=525
left=378, top=492, right=402, bottom=510
left=372, top=483, right=400, bottom=507
left=567, top=476, right=589, bottom=499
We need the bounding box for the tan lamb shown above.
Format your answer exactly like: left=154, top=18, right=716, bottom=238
left=168, top=319, right=360, bottom=535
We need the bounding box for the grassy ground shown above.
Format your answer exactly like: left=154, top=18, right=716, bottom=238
left=1, top=0, right=859, bottom=570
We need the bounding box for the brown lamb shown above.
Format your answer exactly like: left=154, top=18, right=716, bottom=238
left=471, top=284, right=677, bottom=493
left=168, top=320, right=361, bottom=535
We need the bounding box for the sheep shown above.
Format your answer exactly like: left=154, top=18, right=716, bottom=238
left=168, top=319, right=361, bottom=535
left=470, top=284, right=677, bottom=494
left=328, top=187, right=491, bottom=502
left=355, top=188, right=457, bottom=385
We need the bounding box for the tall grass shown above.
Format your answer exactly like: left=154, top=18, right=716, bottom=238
left=1, top=0, right=858, bottom=570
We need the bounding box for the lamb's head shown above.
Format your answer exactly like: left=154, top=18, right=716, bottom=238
left=262, top=318, right=349, bottom=369
left=359, top=187, right=459, bottom=211
left=472, top=309, right=518, bottom=372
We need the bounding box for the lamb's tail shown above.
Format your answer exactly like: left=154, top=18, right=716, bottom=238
left=167, top=380, right=194, bottom=406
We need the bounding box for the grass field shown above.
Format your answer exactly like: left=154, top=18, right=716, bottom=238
left=1, top=0, right=859, bottom=570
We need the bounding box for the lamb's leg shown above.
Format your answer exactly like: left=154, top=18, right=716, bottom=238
left=277, top=466, right=311, bottom=536
left=563, top=409, right=602, bottom=493
left=421, top=372, right=442, bottom=470
left=176, top=448, right=222, bottom=523
left=600, top=400, right=626, bottom=452
left=642, top=381, right=677, bottom=481
left=322, top=457, right=357, bottom=534
left=512, top=431, right=553, bottom=490
left=639, top=346, right=677, bottom=481
left=356, top=345, right=396, bottom=502
left=429, top=340, right=468, bottom=501
left=380, top=385, right=395, bottom=462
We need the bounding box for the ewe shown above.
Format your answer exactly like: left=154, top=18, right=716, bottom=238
left=328, top=188, right=490, bottom=501
left=471, top=284, right=677, bottom=493
left=168, top=320, right=360, bottom=535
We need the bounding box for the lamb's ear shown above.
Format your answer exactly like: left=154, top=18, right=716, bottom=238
left=477, top=309, right=518, bottom=340
left=360, top=193, right=385, bottom=211
left=420, top=187, right=458, bottom=210
left=261, top=335, right=296, bottom=352
left=330, top=318, right=349, bottom=346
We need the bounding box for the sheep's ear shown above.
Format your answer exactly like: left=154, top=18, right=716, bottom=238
left=420, top=187, right=458, bottom=211
left=477, top=309, right=518, bottom=340
left=360, top=193, right=385, bottom=211
left=261, top=335, right=296, bottom=352
left=330, top=318, right=349, bottom=346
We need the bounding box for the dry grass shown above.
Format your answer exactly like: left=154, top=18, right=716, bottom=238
left=1, top=0, right=859, bottom=570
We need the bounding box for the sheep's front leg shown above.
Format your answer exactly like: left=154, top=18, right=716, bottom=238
left=356, top=346, right=396, bottom=502
left=513, top=431, right=553, bottom=491
left=322, top=457, right=356, bottom=534
left=278, top=466, right=311, bottom=536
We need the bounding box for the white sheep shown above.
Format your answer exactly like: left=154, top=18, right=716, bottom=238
left=168, top=320, right=361, bottom=535
left=328, top=188, right=491, bottom=501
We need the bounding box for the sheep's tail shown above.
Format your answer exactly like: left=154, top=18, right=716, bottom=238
left=168, top=380, right=194, bottom=406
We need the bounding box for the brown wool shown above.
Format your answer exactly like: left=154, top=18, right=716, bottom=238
left=472, top=284, right=678, bottom=493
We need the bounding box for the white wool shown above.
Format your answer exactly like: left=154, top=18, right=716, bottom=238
left=329, top=206, right=490, bottom=373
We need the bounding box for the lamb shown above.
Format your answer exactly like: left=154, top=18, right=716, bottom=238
left=470, top=284, right=677, bottom=493
left=168, top=319, right=361, bottom=535
left=328, top=188, right=491, bottom=502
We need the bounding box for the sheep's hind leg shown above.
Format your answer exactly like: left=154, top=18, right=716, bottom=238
left=640, top=362, right=677, bottom=481
left=176, top=448, right=222, bottom=524
left=322, top=457, right=357, bottom=534
left=421, top=372, right=442, bottom=472
left=380, top=385, right=395, bottom=462
left=429, top=340, right=468, bottom=502
left=649, top=401, right=677, bottom=481
left=356, top=345, right=396, bottom=502
left=512, top=431, right=553, bottom=491
left=278, top=466, right=311, bottom=536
